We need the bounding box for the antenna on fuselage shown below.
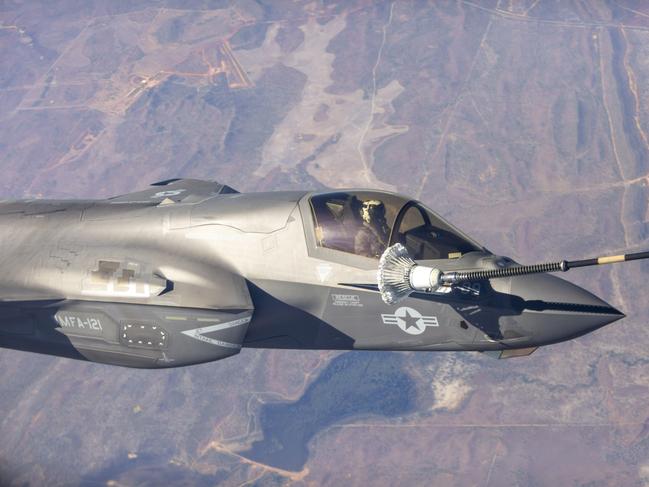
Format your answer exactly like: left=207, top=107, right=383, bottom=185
left=377, top=243, right=649, bottom=305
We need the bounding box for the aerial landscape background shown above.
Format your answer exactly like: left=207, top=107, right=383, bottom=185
left=2, top=0, right=649, bottom=485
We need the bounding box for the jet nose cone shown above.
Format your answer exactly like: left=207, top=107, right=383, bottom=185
left=509, top=274, right=624, bottom=345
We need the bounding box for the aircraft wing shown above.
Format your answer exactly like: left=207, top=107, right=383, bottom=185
left=0, top=297, right=254, bottom=368
left=107, top=178, right=238, bottom=205
left=0, top=246, right=254, bottom=367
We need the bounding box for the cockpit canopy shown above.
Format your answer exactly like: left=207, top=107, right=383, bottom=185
left=309, top=191, right=482, bottom=260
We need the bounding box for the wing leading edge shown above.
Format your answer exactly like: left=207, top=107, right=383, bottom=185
left=107, top=178, right=238, bottom=205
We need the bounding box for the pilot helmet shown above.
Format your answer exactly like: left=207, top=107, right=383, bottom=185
left=361, top=199, right=385, bottom=224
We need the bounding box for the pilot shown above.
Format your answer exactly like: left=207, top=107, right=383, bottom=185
left=354, top=199, right=390, bottom=258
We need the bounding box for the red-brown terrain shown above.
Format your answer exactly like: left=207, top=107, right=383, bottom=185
left=2, top=1, right=649, bottom=485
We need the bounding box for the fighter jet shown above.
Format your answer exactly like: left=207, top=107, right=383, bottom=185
left=0, top=179, right=643, bottom=367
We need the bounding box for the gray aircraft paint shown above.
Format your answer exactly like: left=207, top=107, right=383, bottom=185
left=0, top=179, right=623, bottom=368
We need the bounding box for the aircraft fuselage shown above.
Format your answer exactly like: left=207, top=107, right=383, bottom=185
left=0, top=182, right=624, bottom=367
